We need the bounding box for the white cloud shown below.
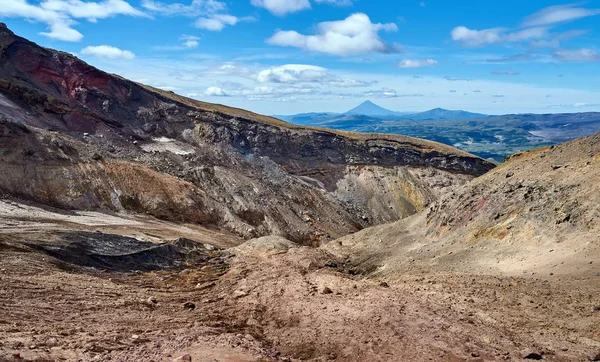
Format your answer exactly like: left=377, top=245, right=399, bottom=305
left=0, top=0, right=145, bottom=41
left=522, top=4, right=600, bottom=27
left=491, top=70, right=521, bottom=76
left=267, top=13, right=400, bottom=56
left=363, top=88, right=400, bottom=98
left=450, top=26, right=504, bottom=47
left=504, top=26, right=547, bottom=42
left=140, top=0, right=225, bottom=16
left=81, top=45, right=135, bottom=59
left=553, top=48, right=600, bottom=62
left=451, top=25, right=548, bottom=47
left=40, top=0, right=145, bottom=20
left=250, top=0, right=310, bottom=16
left=397, top=59, right=438, bottom=68
left=142, top=0, right=249, bottom=31
left=195, top=14, right=239, bottom=31
left=180, top=35, right=199, bottom=48
left=204, top=86, right=228, bottom=96
left=452, top=4, right=598, bottom=49
left=43, top=21, right=84, bottom=41
left=314, top=0, right=353, bottom=6
left=254, top=64, right=376, bottom=87
left=256, top=64, right=326, bottom=83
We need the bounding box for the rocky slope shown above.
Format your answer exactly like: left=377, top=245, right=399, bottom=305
left=327, top=131, right=600, bottom=277
left=0, top=23, right=493, bottom=244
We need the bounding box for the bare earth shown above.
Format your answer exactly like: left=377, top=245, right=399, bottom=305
left=1, top=202, right=599, bottom=362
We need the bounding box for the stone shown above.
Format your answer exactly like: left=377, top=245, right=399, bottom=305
left=45, top=337, right=58, bottom=347
left=523, top=351, right=543, bottom=360
left=232, top=290, right=248, bottom=299
left=171, top=354, right=192, bottom=362
left=183, top=302, right=196, bottom=310
left=379, top=281, right=390, bottom=288
left=506, top=171, right=514, bottom=178
left=322, top=287, right=333, bottom=294
left=588, top=350, right=600, bottom=361
left=471, top=351, right=480, bottom=357
left=147, top=296, right=158, bottom=304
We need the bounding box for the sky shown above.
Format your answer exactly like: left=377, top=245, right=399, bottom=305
left=1, top=0, right=600, bottom=115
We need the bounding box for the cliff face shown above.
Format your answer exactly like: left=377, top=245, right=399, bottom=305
left=0, top=23, right=495, bottom=244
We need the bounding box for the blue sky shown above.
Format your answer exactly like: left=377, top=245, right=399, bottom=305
left=1, top=0, right=600, bottom=115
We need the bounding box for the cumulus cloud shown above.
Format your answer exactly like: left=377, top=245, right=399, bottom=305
left=81, top=45, right=135, bottom=59
left=250, top=0, right=310, bottom=16
left=522, top=4, right=600, bottom=27
left=267, top=13, right=400, bottom=56
left=195, top=14, right=240, bottom=31
left=553, top=48, right=600, bottom=62
left=256, top=64, right=326, bottom=83
left=397, top=59, right=438, bottom=68
left=451, top=26, right=504, bottom=47
left=255, top=64, right=376, bottom=87
left=204, top=86, right=228, bottom=96
left=0, top=0, right=146, bottom=41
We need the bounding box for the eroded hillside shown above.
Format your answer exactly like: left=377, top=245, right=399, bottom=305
left=327, top=131, right=600, bottom=277
left=0, top=23, right=493, bottom=244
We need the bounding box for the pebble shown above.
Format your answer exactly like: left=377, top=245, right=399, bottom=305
left=589, top=350, right=600, bottom=361
left=232, top=290, right=248, bottom=299
left=183, top=302, right=196, bottom=310
left=147, top=296, right=158, bottom=304
left=379, top=281, right=390, bottom=288
left=322, top=287, right=333, bottom=294
left=171, top=354, right=192, bottom=362
left=523, top=351, right=543, bottom=360
left=45, top=338, right=58, bottom=347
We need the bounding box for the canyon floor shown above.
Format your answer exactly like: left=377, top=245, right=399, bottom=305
left=1, top=200, right=600, bottom=362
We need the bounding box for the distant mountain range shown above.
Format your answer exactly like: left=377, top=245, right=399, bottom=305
left=406, top=107, right=487, bottom=120
left=275, top=100, right=487, bottom=124
left=274, top=101, right=600, bottom=163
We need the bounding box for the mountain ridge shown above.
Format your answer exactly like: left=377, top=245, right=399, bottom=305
left=0, top=23, right=493, bottom=244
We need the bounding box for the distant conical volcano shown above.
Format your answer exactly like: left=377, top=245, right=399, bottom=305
left=344, top=100, right=397, bottom=117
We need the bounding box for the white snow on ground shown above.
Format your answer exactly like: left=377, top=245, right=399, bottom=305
left=140, top=137, right=195, bottom=155
left=0, top=200, right=141, bottom=232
